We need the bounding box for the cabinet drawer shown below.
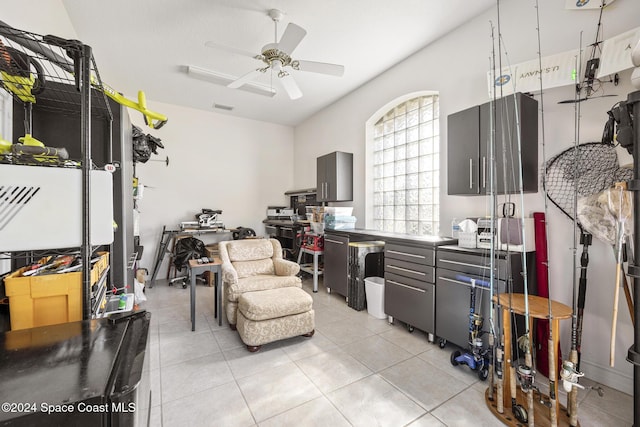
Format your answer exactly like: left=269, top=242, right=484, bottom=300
left=324, top=233, right=349, bottom=245
left=385, top=244, right=434, bottom=266
left=384, top=279, right=434, bottom=334
left=265, top=225, right=277, bottom=236
left=436, top=250, right=509, bottom=279
left=385, top=271, right=431, bottom=292
left=385, top=259, right=434, bottom=283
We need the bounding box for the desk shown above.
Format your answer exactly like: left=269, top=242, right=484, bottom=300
left=188, top=257, right=223, bottom=331
left=150, top=226, right=231, bottom=287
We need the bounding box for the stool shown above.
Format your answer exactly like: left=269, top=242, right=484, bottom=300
left=236, top=287, right=315, bottom=352
left=297, top=232, right=324, bottom=293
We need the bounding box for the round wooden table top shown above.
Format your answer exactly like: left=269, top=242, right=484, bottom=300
left=492, top=293, right=573, bottom=320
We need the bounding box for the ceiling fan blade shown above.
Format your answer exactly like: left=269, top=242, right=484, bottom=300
left=557, top=94, right=617, bottom=104
left=228, top=69, right=262, bottom=88
left=277, top=23, right=306, bottom=54
left=295, top=60, right=344, bottom=77
left=279, top=73, right=302, bottom=100
left=204, top=41, right=259, bottom=59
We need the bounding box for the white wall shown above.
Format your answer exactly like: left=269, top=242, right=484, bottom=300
left=294, top=0, right=640, bottom=394
left=129, top=100, right=295, bottom=275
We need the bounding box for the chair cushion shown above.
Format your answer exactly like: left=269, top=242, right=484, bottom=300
left=238, top=287, right=313, bottom=321
left=232, top=259, right=274, bottom=279
left=227, top=275, right=301, bottom=302
left=226, top=239, right=273, bottom=262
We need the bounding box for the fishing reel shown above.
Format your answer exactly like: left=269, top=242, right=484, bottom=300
left=470, top=312, right=483, bottom=329
left=560, top=360, right=585, bottom=393
left=517, top=364, right=535, bottom=393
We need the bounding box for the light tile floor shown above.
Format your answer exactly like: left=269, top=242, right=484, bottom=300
left=142, top=276, right=633, bottom=427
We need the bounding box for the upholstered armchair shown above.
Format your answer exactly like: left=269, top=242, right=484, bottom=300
left=219, top=238, right=301, bottom=328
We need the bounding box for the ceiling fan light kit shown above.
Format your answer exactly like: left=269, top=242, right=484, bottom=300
left=202, top=9, right=344, bottom=100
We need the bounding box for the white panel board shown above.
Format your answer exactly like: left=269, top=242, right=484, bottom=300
left=0, top=164, right=114, bottom=251
left=487, top=49, right=579, bottom=98
left=597, top=26, right=640, bottom=78
left=564, top=0, right=614, bottom=10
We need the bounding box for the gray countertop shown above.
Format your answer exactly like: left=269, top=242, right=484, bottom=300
left=323, top=228, right=457, bottom=247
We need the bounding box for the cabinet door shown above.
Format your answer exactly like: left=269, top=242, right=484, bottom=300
left=447, top=105, right=480, bottom=195
left=481, top=93, right=538, bottom=194
left=384, top=275, right=435, bottom=334
left=317, top=154, right=328, bottom=201
left=323, top=233, right=349, bottom=296
left=436, top=270, right=504, bottom=349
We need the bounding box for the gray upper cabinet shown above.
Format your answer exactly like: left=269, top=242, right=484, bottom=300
left=317, top=151, right=353, bottom=202
left=447, top=92, right=538, bottom=195
left=447, top=105, right=481, bottom=195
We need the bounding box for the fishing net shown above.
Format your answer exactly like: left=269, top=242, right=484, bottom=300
left=543, top=142, right=633, bottom=233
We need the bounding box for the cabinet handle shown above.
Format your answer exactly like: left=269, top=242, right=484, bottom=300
left=438, top=276, right=491, bottom=290
left=325, top=239, right=345, bottom=245
left=387, top=250, right=426, bottom=260
left=469, top=158, right=473, bottom=189
left=482, top=156, right=486, bottom=189
left=439, top=259, right=490, bottom=270
left=386, top=264, right=426, bottom=276
left=387, top=279, right=426, bottom=293
left=281, top=227, right=293, bottom=231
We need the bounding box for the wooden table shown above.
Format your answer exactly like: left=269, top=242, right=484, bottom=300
left=188, top=257, right=223, bottom=330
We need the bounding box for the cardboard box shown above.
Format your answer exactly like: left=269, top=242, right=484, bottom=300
left=5, top=252, right=108, bottom=330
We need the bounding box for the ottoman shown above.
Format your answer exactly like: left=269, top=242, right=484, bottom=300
left=236, top=287, right=315, bottom=352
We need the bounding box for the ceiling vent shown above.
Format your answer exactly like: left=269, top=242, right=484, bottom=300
left=213, top=103, right=234, bottom=111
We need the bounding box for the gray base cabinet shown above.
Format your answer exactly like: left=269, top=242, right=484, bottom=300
left=323, top=233, right=350, bottom=297
left=435, top=246, right=535, bottom=350
left=384, top=243, right=436, bottom=336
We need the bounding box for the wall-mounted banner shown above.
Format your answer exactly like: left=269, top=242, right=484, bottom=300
left=564, top=0, right=615, bottom=10
left=597, top=26, right=640, bottom=78
left=487, top=49, right=579, bottom=98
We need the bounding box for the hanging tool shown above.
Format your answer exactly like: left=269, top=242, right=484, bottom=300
left=607, top=181, right=632, bottom=366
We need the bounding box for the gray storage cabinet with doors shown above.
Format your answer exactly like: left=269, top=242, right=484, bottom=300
left=384, top=242, right=436, bottom=340
left=317, top=151, right=353, bottom=202
left=447, top=92, right=538, bottom=195
left=323, top=232, right=350, bottom=297
left=435, top=245, right=534, bottom=349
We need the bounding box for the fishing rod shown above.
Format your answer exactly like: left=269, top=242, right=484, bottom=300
left=495, top=2, right=531, bottom=422
left=566, top=32, right=586, bottom=427
left=487, top=22, right=499, bottom=410
left=495, top=16, right=537, bottom=427
left=534, top=1, right=558, bottom=425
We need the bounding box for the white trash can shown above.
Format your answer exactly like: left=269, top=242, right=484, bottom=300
left=364, top=276, right=386, bottom=319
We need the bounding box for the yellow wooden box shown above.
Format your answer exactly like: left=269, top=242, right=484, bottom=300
left=4, top=252, right=109, bottom=331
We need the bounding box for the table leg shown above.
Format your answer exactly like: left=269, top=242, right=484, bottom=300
left=190, top=266, right=196, bottom=331
left=313, top=252, right=318, bottom=293
left=214, top=270, right=218, bottom=319
left=216, top=268, right=222, bottom=326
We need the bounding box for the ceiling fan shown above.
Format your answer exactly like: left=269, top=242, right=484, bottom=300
left=204, top=9, right=344, bottom=100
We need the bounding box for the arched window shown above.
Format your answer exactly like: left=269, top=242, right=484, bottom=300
left=366, top=93, right=440, bottom=235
